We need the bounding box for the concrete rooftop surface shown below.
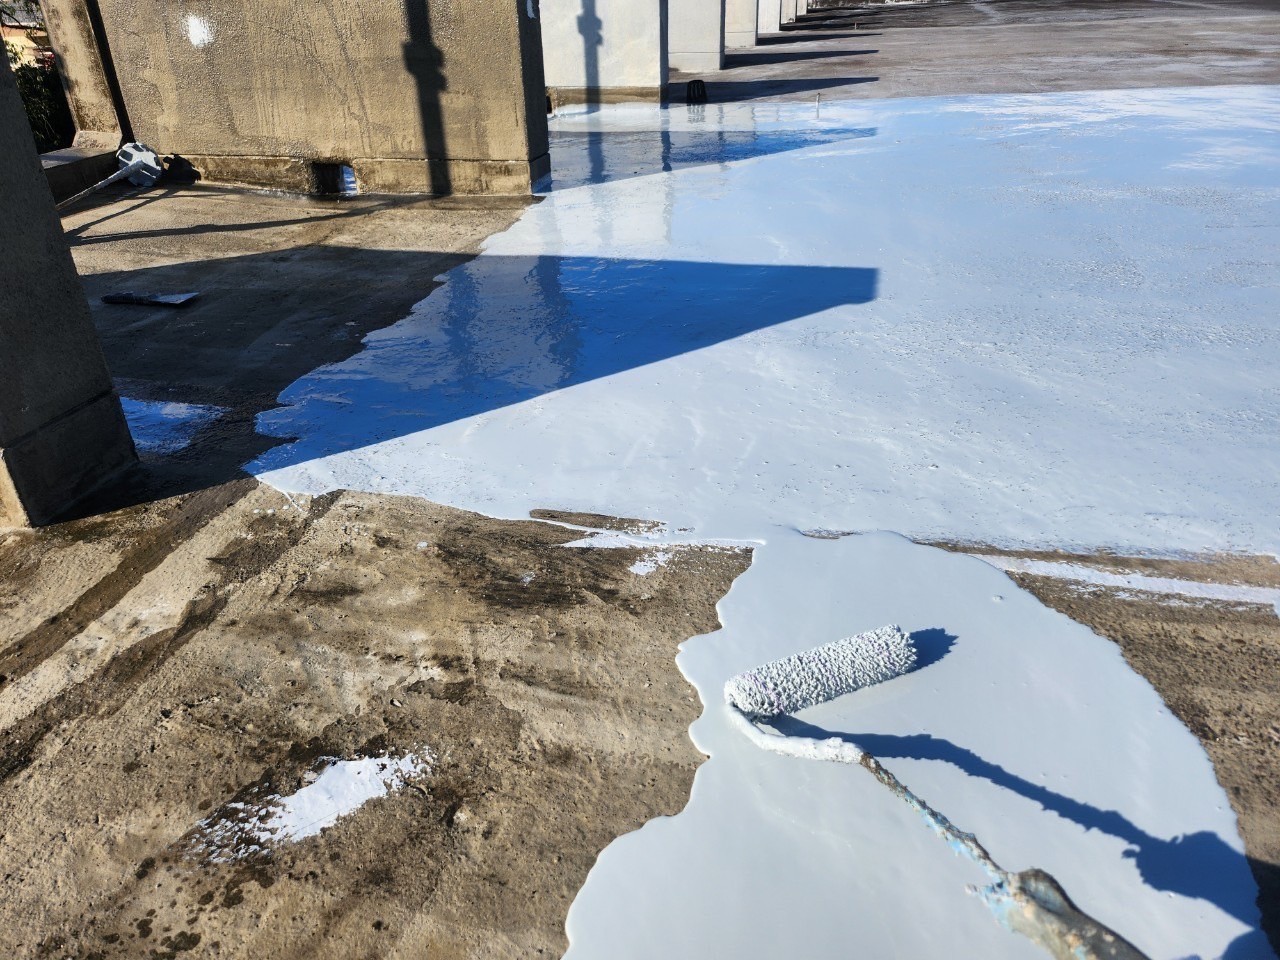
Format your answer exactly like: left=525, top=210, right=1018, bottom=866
left=678, top=0, right=1280, bottom=100
left=2, top=1, right=1279, bottom=959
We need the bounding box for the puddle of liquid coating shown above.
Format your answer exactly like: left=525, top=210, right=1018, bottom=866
left=248, top=88, right=1280, bottom=957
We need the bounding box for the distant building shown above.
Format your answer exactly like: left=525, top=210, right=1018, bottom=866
left=2, top=1, right=52, bottom=66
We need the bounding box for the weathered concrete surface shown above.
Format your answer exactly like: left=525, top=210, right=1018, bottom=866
left=48, top=0, right=549, bottom=195
left=56, top=186, right=530, bottom=510
left=669, top=0, right=726, bottom=72
left=36, top=0, right=123, bottom=142
left=725, top=0, right=758, bottom=49
left=691, top=0, right=1280, bottom=100
left=41, top=143, right=117, bottom=202
left=0, top=485, right=750, bottom=959
left=0, top=58, right=134, bottom=527
left=542, top=0, right=669, bottom=106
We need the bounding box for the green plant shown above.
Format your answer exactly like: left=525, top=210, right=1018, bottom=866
left=3, top=1, right=74, bottom=152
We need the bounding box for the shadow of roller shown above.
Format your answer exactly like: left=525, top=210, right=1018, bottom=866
left=723, top=625, right=1151, bottom=960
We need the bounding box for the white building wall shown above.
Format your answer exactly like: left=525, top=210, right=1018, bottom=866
left=724, top=0, right=757, bottom=49
left=668, top=0, right=725, bottom=73
left=757, top=0, right=782, bottom=34
left=540, top=0, right=668, bottom=100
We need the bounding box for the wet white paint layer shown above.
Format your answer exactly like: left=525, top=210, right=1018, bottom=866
left=566, top=534, right=1268, bottom=959
left=252, top=86, right=1280, bottom=558
left=246, top=87, right=1280, bottom=957
left=199, top=752, right=432, bottom=861
left=120, top=397, right=225, bottom=454
left=974, top=554, right=1280, bottom=611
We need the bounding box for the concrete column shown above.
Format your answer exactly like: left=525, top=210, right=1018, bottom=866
left=0, top=58, right=135, bottom=527
left=668, top=0, right=725, bottom=73
left=724, top=0, right=757, bottom=49
left=541, top=0, right=669, bottom=106
left=797, top=0, right=808, bottom=15
left=757, top=0, right=783, bottom=35
left=780, top=0, right=797, bottom=26
left=36, top=0, right=122, bottom=146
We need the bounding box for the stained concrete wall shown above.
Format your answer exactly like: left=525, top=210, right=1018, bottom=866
left=42, top=0, right=550, bottom=195
left=541, top=0, right=668, bottom=105
left=36, top=0, right=122, bottom=147
left=669, top=0, right=725, bottom=72
left=0, top=58, right=135, bottom=527
left=725, top=0, right=756, bottom=48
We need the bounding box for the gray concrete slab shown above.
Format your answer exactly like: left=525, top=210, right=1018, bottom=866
left=674, top=0, right=1280, bottom=101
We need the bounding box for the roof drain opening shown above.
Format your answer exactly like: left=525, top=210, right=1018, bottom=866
left=314, top=161, right=358, bottom=196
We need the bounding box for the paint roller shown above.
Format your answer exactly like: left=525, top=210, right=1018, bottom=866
left=55, top=142, right=163, bottom=211
left=724, top=626, right=1150, bottom=960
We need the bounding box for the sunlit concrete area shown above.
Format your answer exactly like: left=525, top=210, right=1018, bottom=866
left=2, top=1, right=1280, bottom=959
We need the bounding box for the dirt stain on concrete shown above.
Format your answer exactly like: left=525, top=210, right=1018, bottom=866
left=0, top=484, right=750, bottom=959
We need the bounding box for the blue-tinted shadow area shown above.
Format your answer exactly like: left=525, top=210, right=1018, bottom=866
left=548, top=125, right=876, bottom=188
left=252, top=256, right=877, bottom=472
left=770, top=711, right=1269, bottom=956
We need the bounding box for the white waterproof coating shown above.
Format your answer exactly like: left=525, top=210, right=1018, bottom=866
left=723, top=625, right=917, bottom=719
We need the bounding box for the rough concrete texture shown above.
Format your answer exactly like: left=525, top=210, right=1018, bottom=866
left=541, top=0, right=669, bottom=104
left=668, top=0, right=726, bottom=73
left=35, top=0, right=122, bottom=141
left=41, top=144, right=118, bottom=203
left=0, top=484, right=750, bottom=959
left=59, top=0, right=549, bottom=195
left=58, top=186, right=530, bottom=509
left=680, top=0, right=1280, bottom=101
left=0, top=58, right=134, bottom=527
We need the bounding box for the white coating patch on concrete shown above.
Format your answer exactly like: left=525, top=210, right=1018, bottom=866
left=120, top=398, right=225, bottom=454
left=248, top=87, right=1280, bottom=957
left=199, top=752, right=433, bottom=861
left=185, top=14, right=213, bottom=48
left=628, top=549, right=672, bottom=575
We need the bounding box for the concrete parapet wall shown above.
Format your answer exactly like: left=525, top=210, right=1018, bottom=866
left=669, top=0, right=725, bottom=72
left=0, top=58, right=135, bottom=527
left=725, top=0, right=757, bottom=49
left=757, top=0, right=782, bottom=35
left=43, top=0, right=549, bottom=195
left=37, top=0, right=123, bottom=141
left=541, top=0, right=668, bottom=102
left=547, top=86, right=666, bottom=109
